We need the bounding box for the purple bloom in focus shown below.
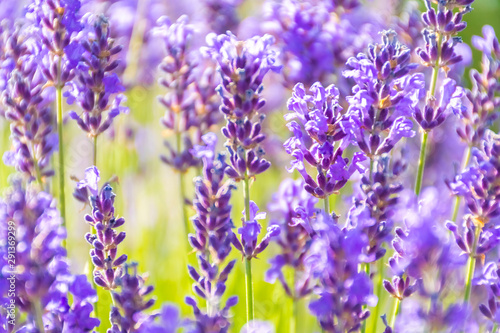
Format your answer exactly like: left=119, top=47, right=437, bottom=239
left=66, top=14, right=128, bottom=138
left=76, top=166, right=128, bottom=291
left=343, top=30, right=417, bottom=159
left=231, top=201, right=280, bottom=260
left=202, top=32, right=280, bottom=180
left=285, top=82, right=367, bottom=199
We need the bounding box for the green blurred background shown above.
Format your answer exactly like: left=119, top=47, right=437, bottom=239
left=1, top=0, right=500, bottom=332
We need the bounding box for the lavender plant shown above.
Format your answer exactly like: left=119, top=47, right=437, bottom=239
left=27, top=0, right=85, bottom=228
left=284, top=81, right=366, bottom=211
left=451, top=25, right=500, bottom=222
left=65, top=13, right=128, bottom=165
left=155, top=15, right=221, bottom=238
left=202, top=31, right=280, bottom=322
left=186, top=133, right=238, bottom=332
left=412, top=0, right=473, bottom=195
left=2, top=25, right=57, bottom=186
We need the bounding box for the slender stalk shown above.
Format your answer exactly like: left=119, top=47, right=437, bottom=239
left=324, top=196, right=329, bottom=215
left=56, top=86, right=66, bottom=232
left=243, top=174, right=254, bottom=322
left=291, top=298, right=298, bottom=333
left=33, top=299, right=45, bottom=333
left=389, top=297, right=401, bottom=328
left=369, top=157, right=374, bottom=182
left=492, top=323, right=498, bottom=333
left=451, top=145, right=472, bottom=222
left=370, top=259, right=385, bottom=333
left=175, top=132, right=190, bottom=237
left=464, top=225, right=481, bottom=304
left=93, top=136, right=97, bottom=166
left=414, top=131, right=429, bottom=196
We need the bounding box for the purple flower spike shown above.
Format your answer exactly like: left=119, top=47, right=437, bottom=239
left=2, top=26, right=58, bottom=182
left=187, top=133, right=238, bottom=332
left=155, top=15, right=222, bottom=173
left=343, top=30, right=418, bottom=159
left=202, top=32, right=280, bottom=181
left=65, top=14, right=128, bottom=138
left=456, top=25, right=500, bottom=148
left=108, top=263, right=156, bottom=333
left=27, top=0, right=83, bottom=88
left=76, top=166, right=127, bottom=290
left=285, top=81, right=367, bottom=199
left=449, top=131, right=500, bottom=224
left=232, top=201, right=279, bottom=260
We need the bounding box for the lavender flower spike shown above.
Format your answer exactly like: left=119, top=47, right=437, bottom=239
left=343, top=30, right=417, bottom=162
left=285, top=82, right=367, bottom=200
left=77, top=166, right=127, bottom=291
left=412, top=0, right=473, bottom=195
left=2, top=26, right=58, bottom=184
left=202, top=32, right=281, bottom=181
left=202, top=31, right=281, bottom=322
left=66, top=14, right=128, bottom=140
left=186, top=133, right=238, bottom=332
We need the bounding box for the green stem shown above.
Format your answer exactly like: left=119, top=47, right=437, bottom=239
left=369, top=157, right=374, bottom=182
left=175, top=132, right=190, bottom=237
left=324, top=197, right=329, bottom=215
left=33, top=300, right=45, bottom=333
left=492, top=323, right=498, bottom=333
left=451, top=145, right=472, bottom=222
left=464, top=225, right=481, bottom=304
left=389, top=297, right=401, bottom=328
left=243, top=174, right=254, bottom=322
left=245, top=258, right=254, bottom=323
left=56, top=86, right=66, bottom=233
left=93, top=136, right=97, bottom=166
left=370, top=259, right=385, bottom=333
left=414, top=131, right=429, bottom=196
left=291, top=298, right=298, bottom=333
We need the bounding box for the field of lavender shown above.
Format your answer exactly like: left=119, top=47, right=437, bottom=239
left=2, top=0, right=500, bottom=332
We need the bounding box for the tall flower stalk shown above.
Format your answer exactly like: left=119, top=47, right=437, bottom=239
left=451, top=25, right=500, bottom=221
left=27, top=0, right=86, bottom=230
left=65, top=13, right=128, bottom=166
left=202, top=32, right=280, bottom=322
left=186, top=133, right=238, bottom=331
left=2, top=26, right=58, bottom=187
left=412, top=0, right=472, bottom=195
left=155, top=15, right=221, bottom=238
left=448, top=131, right=500, bottom=305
